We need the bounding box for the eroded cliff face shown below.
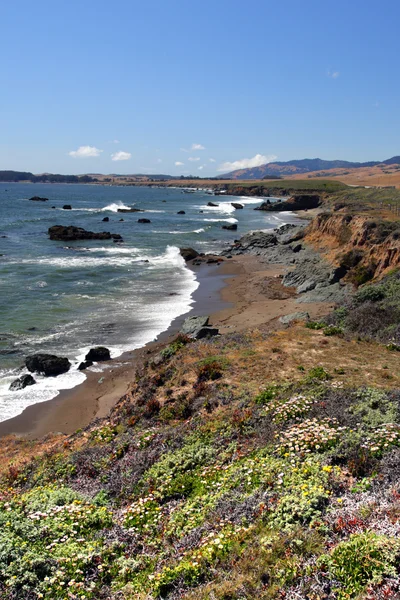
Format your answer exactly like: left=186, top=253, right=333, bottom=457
left=305, top=213, right=400, bottom=279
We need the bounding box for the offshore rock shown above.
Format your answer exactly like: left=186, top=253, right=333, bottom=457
left=25, top=354, right=71, bottom=376
left=117, top=208, right=143, bottom=213
left=62, top=205, right=72, bottom=210
left=222, top=224, right=238, bottom=231
left=29, top=196, right=48, bottom=202
left=138, top=218, right=151, bottom=223
left=9, top=374, right=36, bottom=391
left=78, top=360, right=93, bottom=371
left=207, top=201, right=218, bottom=207
left=231, top=203, right=244, bottom=209
left=48, top=226, right=122, bottom=241
left=85, top=347, right=111, bottom=362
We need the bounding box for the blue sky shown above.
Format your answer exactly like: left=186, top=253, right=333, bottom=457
left=1, top=0, right=399, bottom=175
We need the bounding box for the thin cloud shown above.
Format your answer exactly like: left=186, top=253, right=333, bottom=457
left=156, top=158, right=163, bottom=164
left=191, top=143, right=205, bottom=150
left=209, top=158, right=216, bottom=163
left=217, top=153, right=277, bottom=172
left=69, top=145, right=103, bottom=158
left=327, top=70, right=340, bottom=79
left=175, top=161, right=184, bottom=166
left=188, top=157, right=200, bottom=162
left=111, top=151, right=132, bottom=161
left=198, top=165, right=204, bottom=170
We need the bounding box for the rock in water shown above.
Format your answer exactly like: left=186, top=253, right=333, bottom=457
left=62, top=205, right=72, bottom=210
left=117, top=208, right=143, bottom=213
left=48, top=226, right=122, bottom=241
left=9, top=374, right=36, bottom=391
left=177, top=210, right=186, bottom=214
left=138, top=218, right=151, bottom=223
left=85, top=347, right=111, bottom=362
left=222, top=224, right=238, bottom=231
left=25, top=354, right=71, bottom=376
left=78, top=360, right=93, bottom=371
left=207, top=201, right=218, bottom=207
left=102, top=217, right=109, bottom=222
left=179, top=248, right=199, bottom=261
left=29, top=196, right=48, bottom=202
left=231, top=203, right=244, bottom=209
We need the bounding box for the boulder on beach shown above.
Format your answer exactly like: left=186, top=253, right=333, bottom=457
left=179, top=247, right=199, bottom=261
left=48, top=225, right=122, bottom=242
left=207, top=201, right=218, bottom=207
left=78, top=360, right=93, bottom=371
left=138, top=218, right=151, bottom=223
left=177, top=210, right=186, bottom=214
left=25, top=353, right=71, bottom=376
left=222, top=224, right=238, bottom=231
left=85, top=347, right=111, bottom=362
left=231, top=203, right=244, bottom=209
left=29, top=196, right=48, bottom=202
left=180, top=315, right=219, bottom=340
left=9, top=374, right=36, bottom=391
left=102, top=216, right=109, bottom=222
left=62, top=205, right=72, bottom=210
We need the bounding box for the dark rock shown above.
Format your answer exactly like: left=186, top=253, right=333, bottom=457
left=62, top=205, right=72, bottom=210
left=207, top=201, right=219, bottom=207
left=231, top=203, right=244, bottom=209
left=25, top=354, right=71, bottom=376
left=292, top=243, right=303, bottom=253
left=48, top=226, right=121, bottom=242
left=102, top=216, right=109, bottom=222
left=192, top=327, right=219, bottom=340
left=255, top=194, right=321, bottom=212
left=113, top=238, right=124, bottom=243
left=78, top=360, right=93, bottom=371
left=85, top=347, right=111, bottom=362
left=29, top=196, right=48, bottom=202
left=177, top=210, right=186, bottom=214
left=180, top=247, right=199, bottom=261
left=222, top=224, right=238, bottom=231
left=9, top=374, right=36, bottom=391
left=119, top=218, right=124, bottom=221
left=51, top=206, right=56, bottom=209
left=117, top=208, right=143, bottom=213
left=137, top=218, right=151, bottom=223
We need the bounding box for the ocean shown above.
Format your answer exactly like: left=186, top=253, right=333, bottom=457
left=0, top=182, right=300, bottom=422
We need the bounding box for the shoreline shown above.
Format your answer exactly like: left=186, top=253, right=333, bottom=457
left=0, top=232, right=334, bottom=440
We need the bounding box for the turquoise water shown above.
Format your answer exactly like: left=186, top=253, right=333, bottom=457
left=0, top=183, right=299, bottom=421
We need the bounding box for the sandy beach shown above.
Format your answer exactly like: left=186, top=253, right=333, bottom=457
left=0, top=249, right=332, bottom=440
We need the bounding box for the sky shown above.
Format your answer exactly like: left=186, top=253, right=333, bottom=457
left=1, top=0, right=400, bottom=176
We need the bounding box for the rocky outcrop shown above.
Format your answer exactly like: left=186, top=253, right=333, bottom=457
left=48, top=226, right=122, bottom=242
left=255, top=194, right=321, bottom=212
left=279, top=312, right=310, bottom=325
left=9, top=374, right=36, bottom=391
left=102, top=217, right=109, bottom=222
left=222, top=224, right=238, bottom=231
left=117, top=208, right=143, bottom=213
left=25, top=354, right=71, bottom=376
left=85, top=347, right=111, bottom=362
left=177, top=210, right=186, bottom=214
left=63, top=205, right=72, bottom=210
left=29, top=196, right=48, bottom=202
left=180, top=316, right=219, bottom=340
left=207, top=202, right=218, bottom=207
left=138, top=218, right=151, bottom=223
left=78, top=360, right=93, bottom=371
left=180, top=248, right=199, bottom=261
left=231, top=203, right=244, bottom=209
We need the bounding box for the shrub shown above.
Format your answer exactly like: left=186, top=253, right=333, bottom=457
left=306, top=367, right=332, bottom=381
left=323, top=325, right=343, bottom=336
left=318, top=532, right=400, bottom=598
left=306, top=321, right=325, bottom=330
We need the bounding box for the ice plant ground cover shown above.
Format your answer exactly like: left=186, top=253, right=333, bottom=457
left=1, top=323, right=400, bottom=599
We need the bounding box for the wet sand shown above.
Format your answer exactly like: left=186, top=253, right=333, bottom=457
left=0, top=252, right=332, bottom=440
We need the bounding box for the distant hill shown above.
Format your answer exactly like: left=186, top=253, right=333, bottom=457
left=220, top=156, right=400, bottom=180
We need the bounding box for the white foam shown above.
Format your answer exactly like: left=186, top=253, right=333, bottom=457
left=204, top=217, right=238, bottom=224
left=198, top=202, right=236, bottom=214
left=101, top=202, right=132, bottom=212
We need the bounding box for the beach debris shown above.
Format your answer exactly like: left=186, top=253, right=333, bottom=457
left=85, top=347, right=111, bottom=362
left=48, top=225, right=122, bottom=241
left=29, top=196, right=48, bottom=201
left=25, top=353, right=71, bottom=376
left=9, top=374, right=36, bottom=391
left=179, top=247, right=199, bottom=261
